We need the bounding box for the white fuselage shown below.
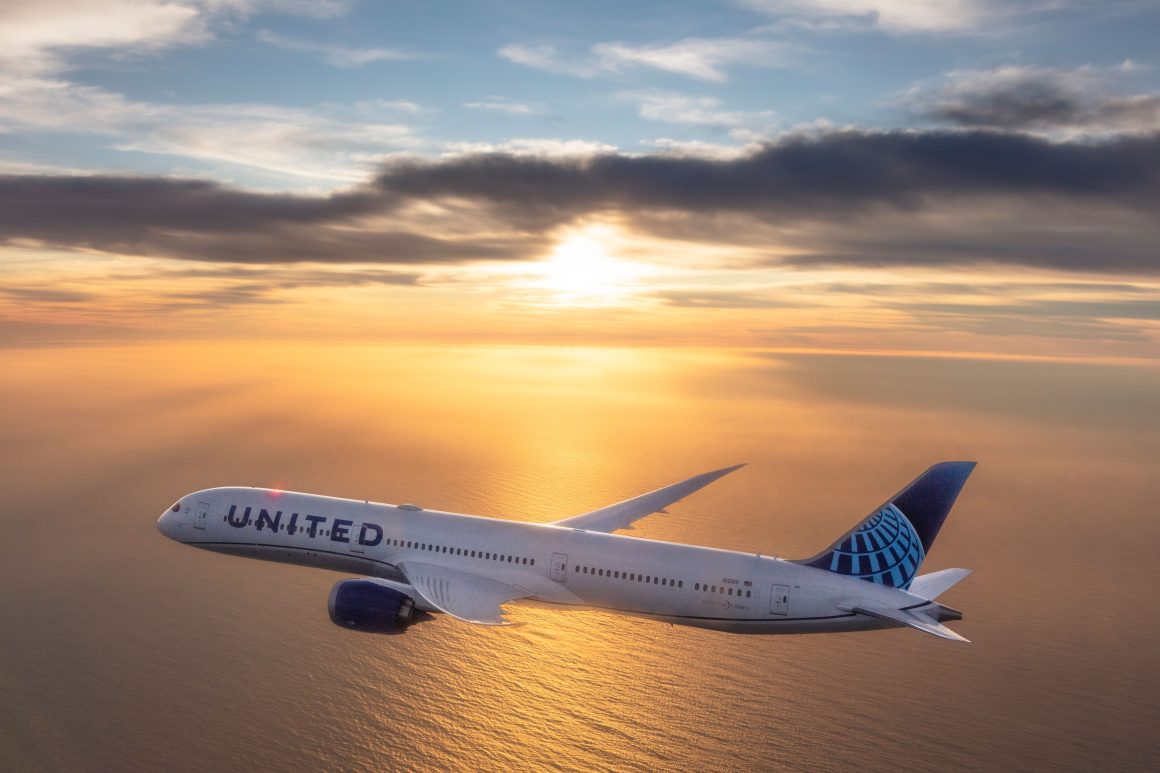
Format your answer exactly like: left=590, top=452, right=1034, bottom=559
left=159, top=487, right=939, bottom=634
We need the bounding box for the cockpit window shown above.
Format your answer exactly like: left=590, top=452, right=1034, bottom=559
left=170, top=502, right=181, bottom=512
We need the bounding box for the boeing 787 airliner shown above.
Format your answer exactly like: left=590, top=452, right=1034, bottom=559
left=157, top=462, right=976, bottom=641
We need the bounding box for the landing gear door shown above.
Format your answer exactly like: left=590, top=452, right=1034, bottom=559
left=195, top=502, right=210, bottom=530
left=550, top=553, right=568, bottom=583
left=770, top=584, right=789, bottom=615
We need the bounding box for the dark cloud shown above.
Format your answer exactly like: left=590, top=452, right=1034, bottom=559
left=909, top=67, right=1160, bottom=133
left=783, top=213, right=1160, bottom=272
left=0, top=176, right=377, bottom=233
left=378, top=130, right=1160, bottom=217
left=1, top=129, right=1159, bottom=271
left=0, top=175, right=529, bottom=264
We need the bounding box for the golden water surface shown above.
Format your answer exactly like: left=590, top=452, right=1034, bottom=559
left=1, top=343, right=1158, bottom=771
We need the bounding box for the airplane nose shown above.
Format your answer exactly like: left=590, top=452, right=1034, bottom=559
left=157, top=508, right=179, bottom=540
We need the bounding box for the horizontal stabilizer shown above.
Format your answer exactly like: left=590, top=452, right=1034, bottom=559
left=399, top=561, right=527, bottom=626
left=551, top=464, right=745, bottom=534
left=909, top=568, right=972, bottom=600
left=851, top=604, right=970, bottom=643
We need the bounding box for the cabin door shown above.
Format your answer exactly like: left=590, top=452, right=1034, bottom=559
left=550, top=553, right=569, bottom=583
left=350, top=523, right=366, bottom=553
left=194, top=502, right=210, bottom=530
left=770, top=584, right=789, bottom=615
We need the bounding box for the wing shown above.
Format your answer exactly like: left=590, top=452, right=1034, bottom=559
left=399, top=561, right=528, bottom=626
left=550, top=464, right=745, bottom=534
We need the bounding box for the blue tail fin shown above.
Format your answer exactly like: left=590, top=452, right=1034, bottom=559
left=798, top=461, right=976, bottom=590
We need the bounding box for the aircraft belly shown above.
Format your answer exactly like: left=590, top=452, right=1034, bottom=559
left=649, top=614, right=893, bottom=635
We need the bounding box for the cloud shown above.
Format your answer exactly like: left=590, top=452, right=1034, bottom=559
left=740, top=0, right=1017, bottom=34
left=376, top=129, right=1160, bottom=219
left=906, top=65, right=1160, bottom=135
left=618, top=90, right=777, bottom=135
left=500, top=37, right=794, bottom=83
left=151, top=265, right=422, bottom=288
left=0, top=286, right=96, bottom=303
left=462, top=97, right=538, bottom=115
left=647, top=138, right=760, bottom=159
left=0, top=77, right=425, bottom=183
left=591, top=37, right=794, bottom=83
left=0, top=175, right=523, bottom=264
left=2, top=130, right=1159, bottom=272
left=0, top=0, right=349, bottom=75
left=498, top=44, right=599, bottom=78
left=0, top=0, right=203, bottom=75
left=654, top=289, right=800, bottom=308
left=256, top=30, right=412, bottom=68
left=0, top=1, right=410, bottom=184
left=147, top=266, right=422, bottom=309
left=439, top=138, right=617, bottom=158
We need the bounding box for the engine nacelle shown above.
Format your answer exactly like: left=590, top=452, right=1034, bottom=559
left=328, top=578, right=416, bottom=634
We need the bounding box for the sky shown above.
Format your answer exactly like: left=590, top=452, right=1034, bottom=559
left=1, top=0, right=1158, bottom=357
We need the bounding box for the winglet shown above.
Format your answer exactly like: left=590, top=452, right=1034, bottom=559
left=551, top=464, right=746, bottom=534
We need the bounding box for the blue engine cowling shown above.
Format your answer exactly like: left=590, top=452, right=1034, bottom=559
left=328, top=579, right=416, bottom=634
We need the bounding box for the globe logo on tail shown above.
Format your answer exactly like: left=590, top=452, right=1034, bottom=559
left=822, top=504, right=925, bottom=589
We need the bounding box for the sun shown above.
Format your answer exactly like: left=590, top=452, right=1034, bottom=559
left=532, top=226, right=651, bottom=305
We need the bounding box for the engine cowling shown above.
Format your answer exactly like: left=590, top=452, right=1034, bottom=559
left=328, top=578, right=416, bottom=634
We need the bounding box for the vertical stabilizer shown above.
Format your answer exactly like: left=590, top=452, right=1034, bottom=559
left=797, top=462, right=976, bottom=590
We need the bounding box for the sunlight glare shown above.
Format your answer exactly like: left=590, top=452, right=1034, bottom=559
left=532, top=226, right=652, bottom=306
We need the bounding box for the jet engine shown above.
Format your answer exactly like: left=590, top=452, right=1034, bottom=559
left=328, top=578, right=416, bottom=634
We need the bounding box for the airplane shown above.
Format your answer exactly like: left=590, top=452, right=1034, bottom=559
left=157, top=461, right=976, bottom=641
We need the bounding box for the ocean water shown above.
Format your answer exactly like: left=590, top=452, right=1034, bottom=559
left=1, top=343, right=1157, bottom=771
